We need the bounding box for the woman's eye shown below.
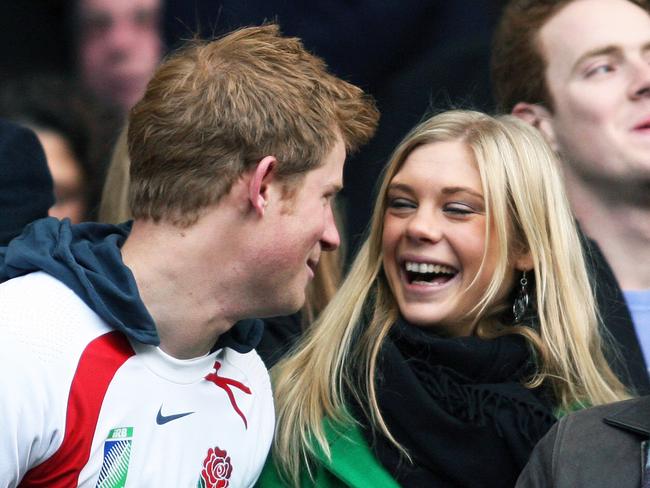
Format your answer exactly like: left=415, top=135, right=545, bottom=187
left=387, top=197, right=416, bottom=210
left=444, top=204, right=474, bottom=215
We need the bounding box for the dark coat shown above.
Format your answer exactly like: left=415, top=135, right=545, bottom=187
left=516, top=395, right=650, bottom=487
left=582, top=234, right=650, bottom=395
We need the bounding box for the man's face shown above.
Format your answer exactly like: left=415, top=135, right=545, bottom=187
left=78, top=0, right=163, bottom=111
left=539, top=0, right=650, bottom=187
left=169, top=137, right=344, bottom=324
left=251, top=138, right=345, bottom=317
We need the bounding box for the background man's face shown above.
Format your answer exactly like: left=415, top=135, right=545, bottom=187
left=540, top=0, right=650, bottom=186
left=78, top=0, right=163, bottom=112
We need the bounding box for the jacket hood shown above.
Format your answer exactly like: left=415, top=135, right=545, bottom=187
left=0, top=217, right=262, bottom=352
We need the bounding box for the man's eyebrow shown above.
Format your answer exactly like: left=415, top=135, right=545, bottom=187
left=571, top=45, right=621, bottom=73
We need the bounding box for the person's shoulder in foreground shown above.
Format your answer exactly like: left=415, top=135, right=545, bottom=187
left=517, top=395, right=650, bottom=488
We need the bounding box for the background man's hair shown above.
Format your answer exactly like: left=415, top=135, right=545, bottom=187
left=128, top=24, right=379, bottom=226
left=491, top=0, right=650, bottom=113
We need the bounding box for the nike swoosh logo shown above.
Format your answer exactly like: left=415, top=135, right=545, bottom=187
left=156, top=405, right=194, bottom=425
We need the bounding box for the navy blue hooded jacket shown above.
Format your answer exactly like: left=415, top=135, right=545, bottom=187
left=0, top=217, right=263, bottom=352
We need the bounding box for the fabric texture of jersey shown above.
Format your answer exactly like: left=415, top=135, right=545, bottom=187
left=0, top=218, right=273, bottom=487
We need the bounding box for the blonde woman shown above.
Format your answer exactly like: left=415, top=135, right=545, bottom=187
left=260, top=110, right=629, bottom=487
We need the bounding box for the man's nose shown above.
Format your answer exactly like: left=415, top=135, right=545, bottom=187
left=321, top=206, right=340, bottom=251
left=628, top=58, right=650, bottom=99
left=105, top=18, right=139, bottom=53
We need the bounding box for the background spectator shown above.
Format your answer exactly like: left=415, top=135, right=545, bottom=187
left=73, top=0, right=164, bottom=114
left=0, top=119, right=54, bottom=244
left=0, top=74, right=103, bottom=222
left=492, top=0, right=650, bottom=384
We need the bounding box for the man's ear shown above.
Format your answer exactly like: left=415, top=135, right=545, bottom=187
left=248, top=156, right=277, bottom=217
left=512, top=102, right=558, bottom=152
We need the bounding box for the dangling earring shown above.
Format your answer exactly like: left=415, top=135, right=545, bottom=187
left=513, top=271, right=529, bottom=323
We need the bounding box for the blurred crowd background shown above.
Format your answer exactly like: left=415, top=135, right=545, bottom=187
left=0, top=0, right=504, bottom=256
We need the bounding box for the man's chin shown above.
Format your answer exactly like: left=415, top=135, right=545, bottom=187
left=259, top=295, right=305, bottom=319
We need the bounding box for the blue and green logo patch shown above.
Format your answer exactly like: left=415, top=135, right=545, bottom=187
left=96, top=427, right=133, bottom=488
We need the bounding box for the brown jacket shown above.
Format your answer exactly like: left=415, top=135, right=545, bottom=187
left=517, top=396, right=650, bottom=488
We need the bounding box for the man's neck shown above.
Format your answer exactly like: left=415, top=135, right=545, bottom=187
left=120, top=221, right=236, bottom=359
left=567, top=178, right=650, bottom=290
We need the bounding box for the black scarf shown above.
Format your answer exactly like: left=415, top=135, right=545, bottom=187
left=355, top=318, right=556, bottom=487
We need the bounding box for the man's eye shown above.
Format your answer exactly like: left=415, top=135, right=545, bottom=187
left=322, top=193, right=337, bottom=207
left=82, top=15, right=112, bottom=36
left=133, top=8, right=160, bottom=28
left=585, top=64, right=614, bottom=77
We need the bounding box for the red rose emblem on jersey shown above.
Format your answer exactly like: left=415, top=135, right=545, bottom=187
left=200, top=447, right=233, bottom=488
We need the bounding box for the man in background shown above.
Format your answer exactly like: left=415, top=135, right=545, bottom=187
left=492, top=0, right=650, bottom=385
left=74, top=0, right=163, bottom=113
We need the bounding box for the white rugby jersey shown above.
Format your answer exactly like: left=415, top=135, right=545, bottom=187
left=0, top=272, right=274, bottom=487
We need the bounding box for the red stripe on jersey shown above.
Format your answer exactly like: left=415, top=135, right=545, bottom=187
left=20, top=331, right=135, bottom=487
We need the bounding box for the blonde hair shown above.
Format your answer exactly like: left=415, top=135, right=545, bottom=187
left=271, top=110, right=628, bottom=485
left=302, top=240, right=343, bottom=325
left=99, top=124, right=130, bottom=223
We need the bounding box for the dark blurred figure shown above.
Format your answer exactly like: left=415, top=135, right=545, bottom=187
left=164, top=1, right=502, bottom=253
left=73, top=0, right=164, bottom=114
left=517, top=395, right=650, bottom=487
left=0, top=1, right=70, bottom=78
left=0, top=119, right=54, bottom=245
left=0, top=75, right=102, bottom=222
